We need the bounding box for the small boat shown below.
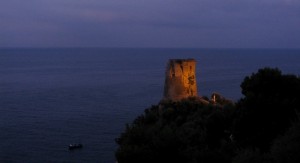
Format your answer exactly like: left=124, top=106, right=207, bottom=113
left=69, top=144, right=83, bottom=150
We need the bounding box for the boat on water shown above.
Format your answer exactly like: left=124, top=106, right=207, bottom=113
left=69, top=144, right=83, bottom=150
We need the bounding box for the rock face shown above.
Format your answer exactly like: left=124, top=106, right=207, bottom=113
left=163, top=59, right=198, bottom=101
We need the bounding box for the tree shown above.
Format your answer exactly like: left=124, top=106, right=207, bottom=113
left=115, top=98, right=233, bottom=163
left=269, top=118, right=300, bottom=163
left=233, top=68, right=300, bottom=151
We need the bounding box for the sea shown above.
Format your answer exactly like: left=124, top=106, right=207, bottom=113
left=0, top=48, right=300, bottom=162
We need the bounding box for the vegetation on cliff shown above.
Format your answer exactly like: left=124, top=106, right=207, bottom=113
left=116, top=68, right=300, bottom=163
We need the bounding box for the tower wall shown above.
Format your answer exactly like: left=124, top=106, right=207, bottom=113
left=163, top=59, right=198, bottom=101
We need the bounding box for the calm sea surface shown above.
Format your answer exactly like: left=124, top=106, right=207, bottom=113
left=0, top=48, right=300, bottom=162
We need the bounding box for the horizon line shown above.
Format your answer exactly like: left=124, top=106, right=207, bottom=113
left=1, top=47, right=300, bottom=50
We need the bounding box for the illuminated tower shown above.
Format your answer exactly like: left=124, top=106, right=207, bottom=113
left=163, top=59, right=198, bottom=101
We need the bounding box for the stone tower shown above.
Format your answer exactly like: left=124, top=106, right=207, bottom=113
left=163, top=59, right=198, bottom=101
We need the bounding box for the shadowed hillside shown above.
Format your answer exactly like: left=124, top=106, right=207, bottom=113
left=116, top=67, right=300, bottom=163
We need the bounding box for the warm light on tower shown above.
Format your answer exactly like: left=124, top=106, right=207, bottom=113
left=163, top=59, right=198, bottom=101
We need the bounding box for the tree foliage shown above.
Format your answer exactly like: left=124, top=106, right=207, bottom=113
left=269, top=118, right=300, bottom=163
left=116, top=97, right=235, bottom=163
left=233, top=68, right=300, bottom=151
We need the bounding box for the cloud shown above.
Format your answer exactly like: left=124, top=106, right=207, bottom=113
left=1, top=0, right=300, bottom=48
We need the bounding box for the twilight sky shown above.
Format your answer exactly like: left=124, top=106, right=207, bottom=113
left=1, top=0, right=300, bottom=48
